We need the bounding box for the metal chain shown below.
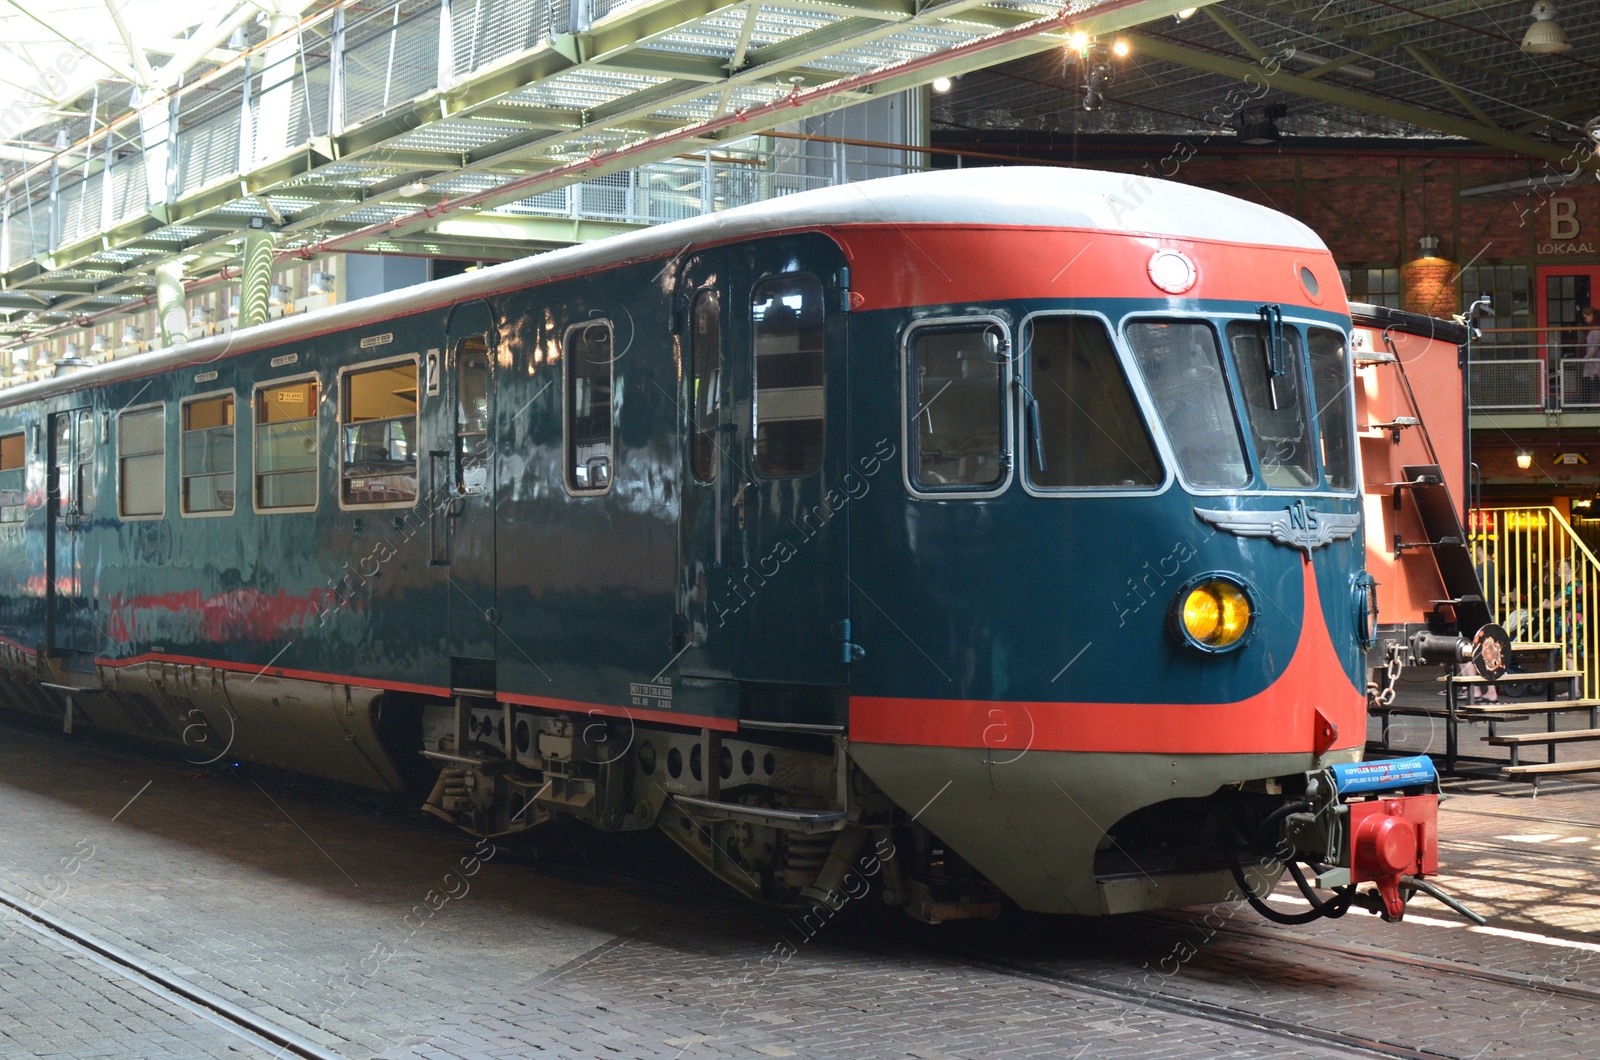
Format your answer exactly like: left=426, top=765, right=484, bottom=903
left=1368, top=643, right=1405, bottom=709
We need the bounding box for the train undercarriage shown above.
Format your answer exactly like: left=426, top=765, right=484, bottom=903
left=0, top=649, right=1471, bottom=925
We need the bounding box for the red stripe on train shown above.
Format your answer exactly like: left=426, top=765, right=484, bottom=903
left=849, top=560, right=1365, bottom=755
left=835, top=225, right=1345, bottom=315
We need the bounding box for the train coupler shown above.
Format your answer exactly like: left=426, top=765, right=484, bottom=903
left=1288, top=755, right=1479, bottom=924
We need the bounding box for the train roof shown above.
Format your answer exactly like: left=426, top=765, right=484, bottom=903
left=1, top=166, right=1329, bottom=409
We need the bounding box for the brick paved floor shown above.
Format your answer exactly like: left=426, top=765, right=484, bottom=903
left=0, top=911, right=273, bottom=1058
left=4, top=713, right=1600, bottom=1059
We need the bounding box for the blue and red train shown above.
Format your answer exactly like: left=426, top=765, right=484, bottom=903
left=0, top=168, right=1455, bottom=921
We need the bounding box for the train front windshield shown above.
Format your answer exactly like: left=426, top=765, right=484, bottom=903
left=1123, top=318, right=1355, bottom=493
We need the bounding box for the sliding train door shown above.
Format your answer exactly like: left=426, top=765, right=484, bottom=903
left=438, top=300, right=499, bottom=685
left=676, top=237, right=852, bottom=720
left=47, top=407, right=97, bottom=659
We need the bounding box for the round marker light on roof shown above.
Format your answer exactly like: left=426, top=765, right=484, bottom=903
left=1174, top=577, right=1253, bottom=653
left=1147, top=249, right=1198, bottom=294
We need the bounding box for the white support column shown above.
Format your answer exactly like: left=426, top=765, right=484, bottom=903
left=138, top=89, right=170, bottom=218
left=437, top=0, right=455, bottom=92
left=237, top=50, right=254, bottom=173
left=238, top=228, right=277, bottom=329
left=252, top=15, right=301, bottom=167
left=155, top=260, right=187, bottom=347
left=327, top=6, right=346, bottom=136
left=46, top=129, right=64, bottom=253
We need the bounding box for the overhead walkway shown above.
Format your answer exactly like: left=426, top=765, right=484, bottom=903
left=0, top=0, right=1194, bottom=362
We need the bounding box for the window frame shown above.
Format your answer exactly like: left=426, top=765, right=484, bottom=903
left=336, top=354, right=421, bottom=512
left=688, top=287, right=723, bottom=485
left=562, top=317, right=617, bottom=498
left=899, top=314, right=1015, bottom=501
left=1305, top=323, right=1361, bottom=497
left=0, top=428, right=25, bottom=525
left=252, top=371, right=322, bottom=516
left=116, top=401, right=168, bottom=521
left=1222, top=315, right=1321, bottom=492
left=179, top=389, right=237, bottom=519
left=1014, top=309, right=1172, bottom=501
left=750, top=271, right=827, bottom=480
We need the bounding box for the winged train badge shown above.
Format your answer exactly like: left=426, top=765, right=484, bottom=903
left=1194, top=501, right=1361, bottom=553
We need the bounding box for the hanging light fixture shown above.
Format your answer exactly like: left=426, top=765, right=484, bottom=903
left=1517, top=452, right=1534, bottom=470
left=1521, top=1, right=1571, bottom=54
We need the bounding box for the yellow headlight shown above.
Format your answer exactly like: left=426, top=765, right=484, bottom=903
left=1180, top=580, right=1252, bottom=650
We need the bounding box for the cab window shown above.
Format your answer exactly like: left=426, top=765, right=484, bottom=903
left=906, top=322, right=1007, bottom=492
left=1308, top=327, right=1356, bottom=491
left=1126, top=320, right=1249, bottom=489
left=1226, top=320, right=1317, bottom=488
left=1026, top=315, right=1162, bottom=490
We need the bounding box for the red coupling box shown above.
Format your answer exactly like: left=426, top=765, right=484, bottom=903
left=1348, top=794, right=1438, bottom=919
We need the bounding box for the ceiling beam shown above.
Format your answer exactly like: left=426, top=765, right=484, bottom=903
left=1128, top=31, right=1594, bottom=168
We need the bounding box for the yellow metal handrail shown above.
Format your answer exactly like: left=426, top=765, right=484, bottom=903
left=1475, top=507, right=1600, bottom=700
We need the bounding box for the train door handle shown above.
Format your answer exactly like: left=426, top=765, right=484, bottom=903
left=732, top=481, right=751, bottom=531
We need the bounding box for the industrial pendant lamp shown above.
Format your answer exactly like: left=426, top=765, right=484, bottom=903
left=1521, top=1, right=1572, bottom=55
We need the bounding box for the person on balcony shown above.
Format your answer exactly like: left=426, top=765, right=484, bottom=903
left=1580, top=307, right=1600, bottom=403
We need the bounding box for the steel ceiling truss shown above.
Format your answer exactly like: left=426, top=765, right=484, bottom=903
left=938, top=0, right=1600, bottom=170
left=0, top=0, right=1187, bottom=346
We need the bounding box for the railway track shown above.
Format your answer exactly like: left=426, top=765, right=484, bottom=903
left=0, top=885, right=347, bottom=1060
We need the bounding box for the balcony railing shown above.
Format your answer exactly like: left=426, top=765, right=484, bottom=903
left=1469, top=351, right=1600, bottom=413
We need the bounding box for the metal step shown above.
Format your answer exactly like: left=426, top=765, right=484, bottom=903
left=1440, top=670, right=1582, bottom=684
left=1503, top=758, right=1600, bottom=776
left=1462, top=699, right=1600, bottom=716
left=1485, top=728, right=1600, bottom=746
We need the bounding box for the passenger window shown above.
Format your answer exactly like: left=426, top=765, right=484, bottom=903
left=0, top=431, right=23, bottom=523
left=118, top=405, right=166, bottom=519
left=1027, top=316, right=1162, bottom=489
left=75, top=410, right=94, bottom=512
left=341, top=360, right=418, bottom=506
left=1226, top=320, right=1317, bottom=488
left=906, top=322, right=1007, bottom=491
left=255, top=378, right=319, bottom=512
left=690, top=290, right=722, bottom=483
left=181, top=393, right=235, bottom=515
left=565, top=319, right=615, bottom=493
left=1126, top=321, right=1249, bottom=489
left=456, top=336, right=490, bottom=495
left=1308, top=328, right=1356, bottom=491
left=752, top=274, right=824, bottom=477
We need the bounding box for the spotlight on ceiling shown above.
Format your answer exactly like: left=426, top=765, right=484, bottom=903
left=1067, top=30, right=1091, bottom=54
left=1521, top=0, right=1571, bottom=54
left=1237, top=103, right=1287, bottom=146
left=931, top=76, right=952, bottom=93
left=1517, top=452, right=1534, bottom=470
left=398, top=180, right=429, bottom=197
left=1112, top=38, right=1130, bottom=58
left=1176, top=6, right=1198, bottom=18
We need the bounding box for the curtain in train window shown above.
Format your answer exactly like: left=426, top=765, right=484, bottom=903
left=1126, top=321, right=1248, bottom=489
left=565, top=319, right=615, bottom=493
left=118, top=405, right=166, bottom=518
left=0, top=432, right=23, bottom=523
left=181, top=393, right=235, bottom=515
left=1308, top=328, right=1356, bottom=491
left=341, top=360, right=419, bottom=506
left=1226, top=320, right=1317, bottom=488
left=752, top=274, right=824, bottom=477
left=907, top=323, right=1006, bottom=491
left=1027, top=316, right=1162, bottom=489
left=256, top=378, right=319, bottom=511
left=690, top=290, right=722, bottom=483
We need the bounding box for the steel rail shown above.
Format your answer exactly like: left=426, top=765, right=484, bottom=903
left=0, top=886, right=348, bottom=1060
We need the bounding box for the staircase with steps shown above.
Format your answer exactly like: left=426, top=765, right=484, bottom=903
left=1440, top=668, right=1600, bottom=791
